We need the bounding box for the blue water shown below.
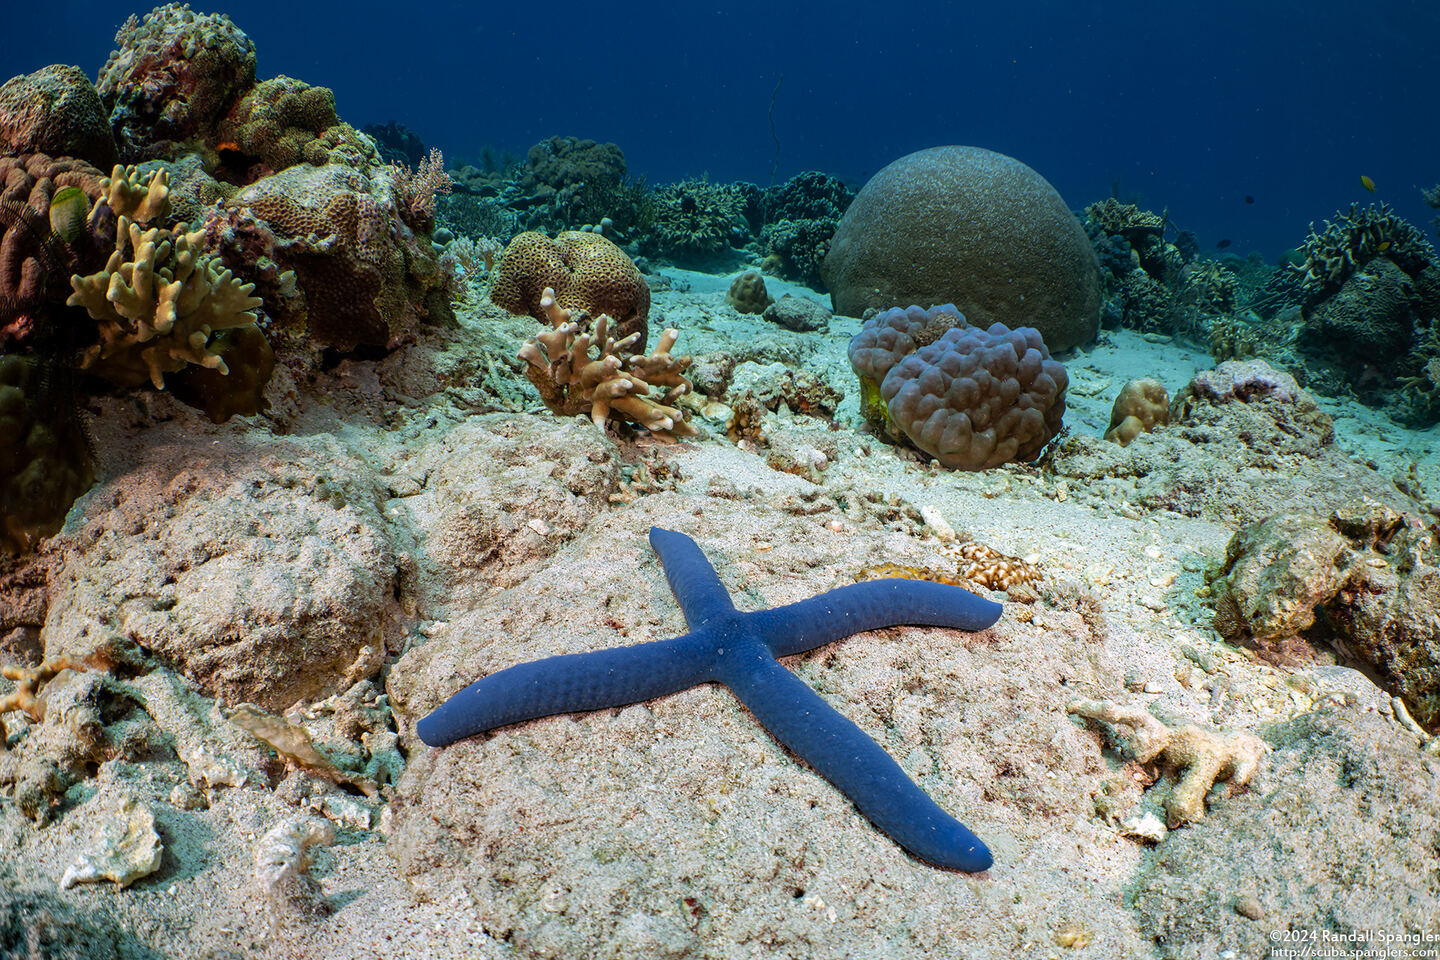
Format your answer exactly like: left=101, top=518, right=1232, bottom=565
left=14, top=0, right=1439, bottom=262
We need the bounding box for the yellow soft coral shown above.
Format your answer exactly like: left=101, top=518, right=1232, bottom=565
left=67, top=215, right=263, bottom=389
left=519, top=286, right=696, bottom=440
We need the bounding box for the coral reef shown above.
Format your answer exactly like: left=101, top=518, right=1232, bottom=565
left=214, top=75, right=370, bottom=178
left=1210, top=512, right=1352, bottom=651
left=1049, top=359, right=1413, bottom=526
left=67, top=215, right=264, bottom=389
left=0, top=65, right=118, bottom=168
left=522, top=136, right=625, bottom=193
left=1103, top=378, right=1169, bottom=445
left=1211, top=500, right=1440, bottom=728
left=1294, top=202, right=1435, bottom=298
left=167, top=323, right=274, bottom=422
left=0, top=153, right=115, bottom=347
left=849, top=303, right=1068, bottom=470
left=227, top=162, right=452, bottom=351
left=823, top=146, right=1101, bottom=351
left=518, top=287, right=696, bottom=440
left=1082, top=198, right=1249, bottom=346
left=725, top=270, right=772, bottom=314
left=1082, top=198, right=1165, bottom=242
left=98, top=4, right=257, bottom=161
left=1066, top=698, right=1267, bottom=826
left=757, top=217, right=835, bottom=289
left=491, top=230, right=650, bottom=349
left=640, top=178, right=760, bottom=267
left=754, top=171, right=853, bottom=288
left=1206, top=316, right=1261, bottom=362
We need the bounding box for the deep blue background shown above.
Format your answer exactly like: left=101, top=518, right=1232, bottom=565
left=10, top=0, right=1438, bottom=260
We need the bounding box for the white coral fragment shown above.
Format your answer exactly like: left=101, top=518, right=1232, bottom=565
left=254, top=815, right=335, bottom=899
left=60, top=795, right=163, bottom=890
left=1067, top=698, right=1269, bottom=826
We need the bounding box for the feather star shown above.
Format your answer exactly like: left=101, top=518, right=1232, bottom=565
left=417, top=526, right=1002, bottom=872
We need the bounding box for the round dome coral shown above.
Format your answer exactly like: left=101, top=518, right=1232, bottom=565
left=849, top=305, right=1067, bottom=470
left=822, top=145, right=1101, bottom=352
left=491, top=231, right=650, bottom=351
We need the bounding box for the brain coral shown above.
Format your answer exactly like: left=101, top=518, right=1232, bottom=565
left=97, top=4, right=257, bottom=160
left=0, top=65, right=118, bottom=169
left=491, top=231, right=650, bottom=350
left=823, top=146, right=1101, bottom=352
left=0, top=154, right=114, bottom=348
left=849, top=304, right=1068, bottom=470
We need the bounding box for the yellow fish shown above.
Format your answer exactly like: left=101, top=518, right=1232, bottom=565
left=1361, top=175, right=1377, bottom=192
left=1378, top=241, right=1392, bottom=252
left=49, top=185, right=88, bottom=242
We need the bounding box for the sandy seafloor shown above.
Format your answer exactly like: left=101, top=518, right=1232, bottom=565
left=1, top=266, right=1437, bottom=960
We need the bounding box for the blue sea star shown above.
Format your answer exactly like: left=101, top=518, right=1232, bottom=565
left=418, top=527, right=1002, bottom=872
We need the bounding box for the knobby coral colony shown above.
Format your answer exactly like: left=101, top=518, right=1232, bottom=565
left=419, top=528, right=1003, bottom=872
left=518, top=286, right=696, bottom=440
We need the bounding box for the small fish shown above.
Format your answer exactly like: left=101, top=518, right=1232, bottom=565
left=1361, top=175, right=1376, bottom=192
left=48, top=185, right=89, bottom=243
left=1378, top=240, right=1392, bottom=252
left=1244, top=195, right=1255, bottom=204
left=1216, top=238, right=1232, bottom=250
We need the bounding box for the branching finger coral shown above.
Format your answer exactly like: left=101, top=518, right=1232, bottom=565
left=67, top=215, right=264, bottom=389
left=1067, top=698, right=1268, bottom=826
left=0, top=656, right=88, bottom=748
left=94, top=164, right=170, bottom=224
left=518, top=286, right=697, bottom=440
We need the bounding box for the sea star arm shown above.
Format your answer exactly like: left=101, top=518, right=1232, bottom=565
left=649, top=527, right=737, bottom=628
left=416, top=633, right=718, bottom=747
left=718, top=642, right=993, bottom=872
left=749, top=579, right=1003, bottom=658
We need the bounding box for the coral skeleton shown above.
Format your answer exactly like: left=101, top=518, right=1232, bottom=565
left=1066, top=698, right=1268, bottom=827
left=519, top=286, right=697, bottom=440
left=0, top=657, right=84, bottom=741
